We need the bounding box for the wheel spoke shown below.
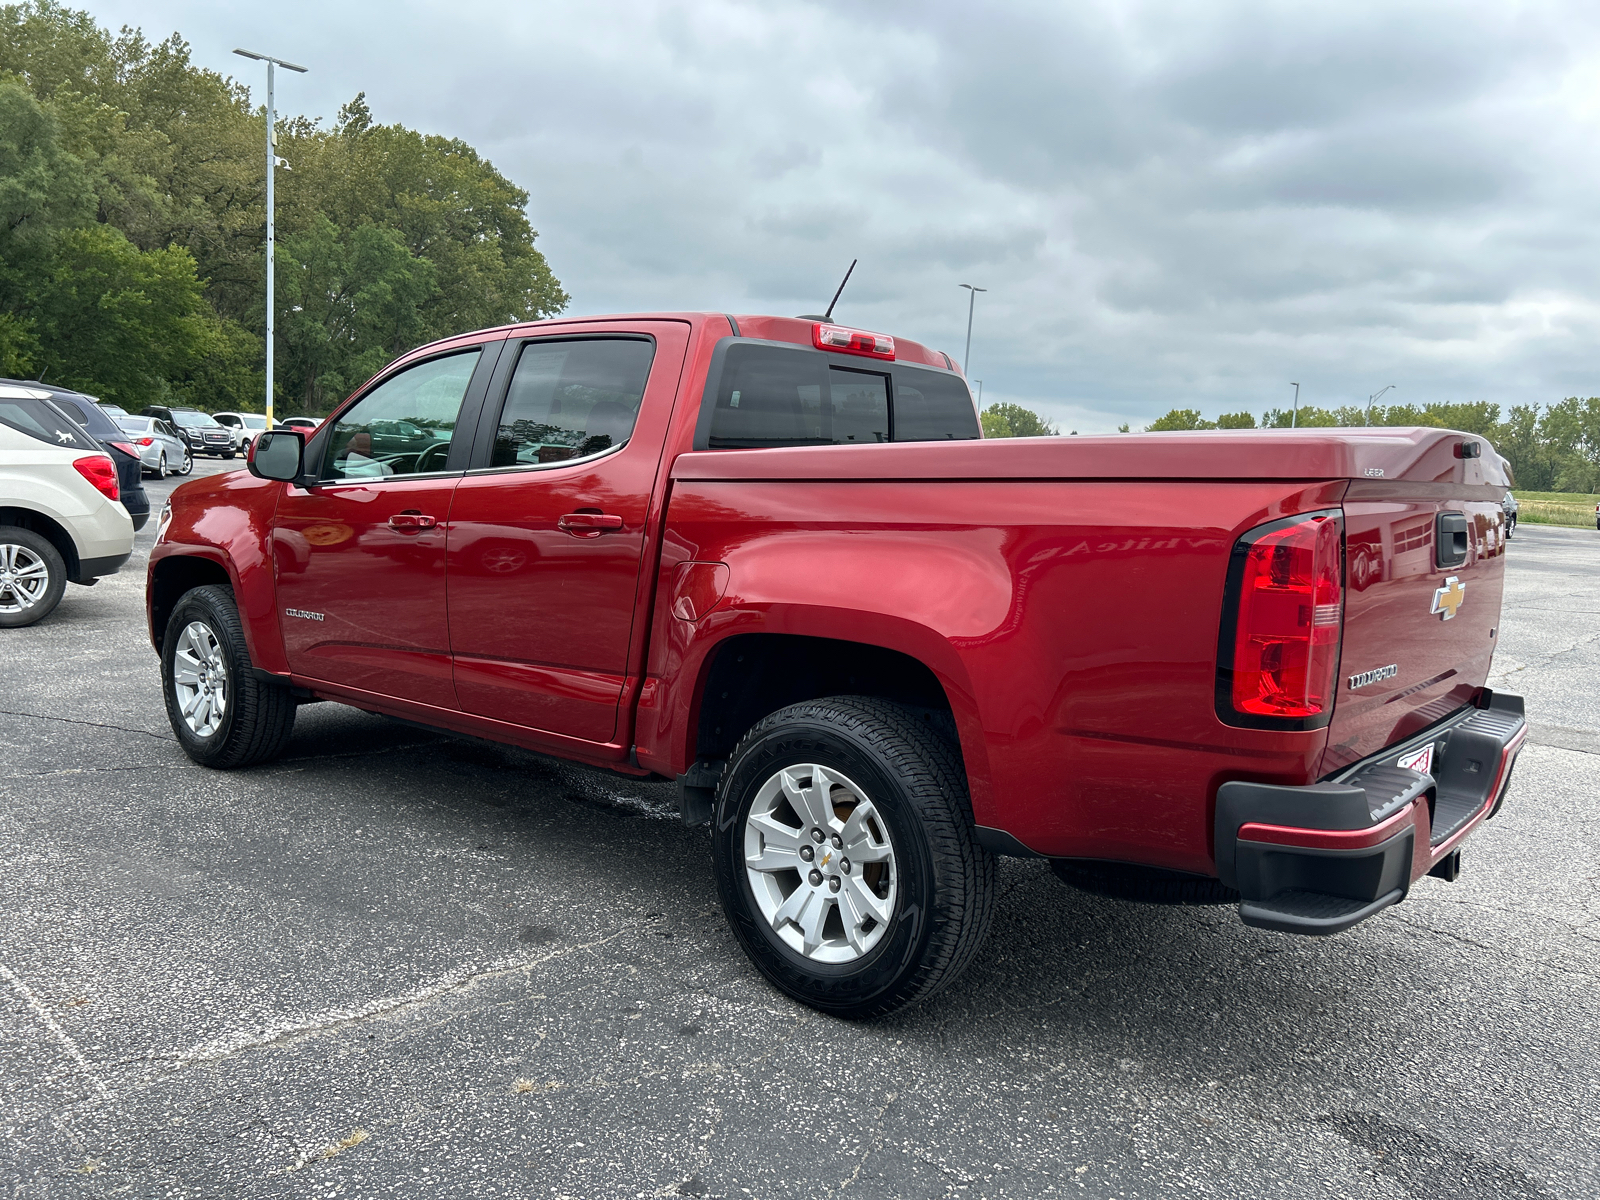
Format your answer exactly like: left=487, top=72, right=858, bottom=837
left=12, top=561, right=46, bottom=581
left=0, top=545, right=14, bottom=570
left=841, top=804, right=891, bottom=861
left=748, top=811, right=803, bottom=852
left=770, top=883, right=812, bottom=930
left=844, top=874, right=892, bottom=926
left=796, top=892, right=832, bottom=956
left=746, top=842, right=802, bottom=875
left=781, top=768, right=835, bottom=832
left=835, top=883, right=870, bottom=954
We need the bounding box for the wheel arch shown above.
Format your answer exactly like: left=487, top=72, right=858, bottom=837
left=148, top=552, right=236, bottom=655
left=0, top=506, right=81, bottom=580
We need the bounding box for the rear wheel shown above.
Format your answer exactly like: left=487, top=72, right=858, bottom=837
left=176, top=450, right=193, bottom=476
left=711, top=697, right=996, bottom=1017
left=0, top=528, right=66, bottom=628
left=162, top=584, right=296, bottom=767
left=156, top=452, right=168, bottom=479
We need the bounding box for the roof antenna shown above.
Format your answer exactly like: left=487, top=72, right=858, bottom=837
left=798, top=259, right=857, bottom=322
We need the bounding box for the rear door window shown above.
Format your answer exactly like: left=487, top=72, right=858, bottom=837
left=486, top=337, right=655, bottom=468
left=704, top=343, right=977, bottom=447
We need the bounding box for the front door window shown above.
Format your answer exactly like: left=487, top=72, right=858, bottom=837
left=323, top=351, right=480, bottom=479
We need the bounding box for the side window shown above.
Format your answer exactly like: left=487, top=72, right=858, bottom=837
left=891, top=368, right=980, bottom=441
left=322, top=350, right=480, bottom=480
left=489, top=338, right=654, bottom=468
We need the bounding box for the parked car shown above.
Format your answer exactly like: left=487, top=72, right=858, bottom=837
left=142, top=406, right=236, bottom=458
left=149, top=312, right=1524, bottom=1017
left=1501, top=491, right=1518, bottom=537
left=36, top=389, right=152, bottom=531
left=211, top=411, right=271, bottom=450
left=115, top=415, right=192, bottom=478
left=1, top=385, right=134, bottom=626
left=95, top=400, right=130, bottom=418
left=275, top=416, right=322, bottom=432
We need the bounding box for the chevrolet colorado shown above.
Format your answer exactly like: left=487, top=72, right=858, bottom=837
left=147, top=312, right=1524, bottom=1015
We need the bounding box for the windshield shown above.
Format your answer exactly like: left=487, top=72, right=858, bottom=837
left=171, top=411, right=219, bottom=428
left=242, top=415, right=268, bottom=429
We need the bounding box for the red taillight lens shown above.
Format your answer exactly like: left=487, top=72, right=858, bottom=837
left=1225, top=512, right=1342, bottom=722
left=812, top=322, right=895, bottom=360
left=73, top=454, right=120, bottom=502
left=109, top=441, right=140, bottom=457
left=137, top=436, right=155, bottom=446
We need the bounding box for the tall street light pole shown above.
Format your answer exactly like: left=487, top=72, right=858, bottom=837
left=1290, top=382, right=1300, bottom=428
left=1366, top=384, right=1395, bottom=427
left=234, top=48, right=307, bottom=428
left=959, top=284, right=986, bottom=381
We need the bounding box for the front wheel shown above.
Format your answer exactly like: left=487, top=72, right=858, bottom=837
left=176, top=450, right=193, bottom=476
left=162, top=584, right=296, bottom=767
left=0, top=527, right=66, bottom=628
left=711, top=697, right=996, bottom=1017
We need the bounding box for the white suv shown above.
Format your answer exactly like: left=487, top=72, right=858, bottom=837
left=0, top=386, right=135, bottom=627
left=211, top=410, right=272, bottom=450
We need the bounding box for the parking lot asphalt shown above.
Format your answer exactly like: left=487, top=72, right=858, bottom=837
left=2, top=470, right=1596, bottom=1200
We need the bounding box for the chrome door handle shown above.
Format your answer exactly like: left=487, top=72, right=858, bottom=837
left=558, top=512, right=624, bottom=538
left=388, top=512, right=437, bottom=532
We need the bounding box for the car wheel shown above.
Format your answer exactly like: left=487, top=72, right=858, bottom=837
left=176, top=450, right=193, bottom=476
left=162, top=584, right=296, bottom=767
left=711, top=696, right=997, bottom=1017
left=156, top=452, right=168, bottom=479
left=0, top=527, right=68, bottom=628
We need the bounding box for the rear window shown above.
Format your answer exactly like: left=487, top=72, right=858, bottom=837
left=116, top=417, right=153, bottom=434
left=49, top=395, right=123, bottom=441
left=704, top=343, right=978, bottom=448
left=0, top=396, right=99, bottom=451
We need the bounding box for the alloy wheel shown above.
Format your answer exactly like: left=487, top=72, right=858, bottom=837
left=743, top=763, right=897, bottom=963
left=172, top=620, right=229, bottom=737
left=0, top=543, right=52, bottom=614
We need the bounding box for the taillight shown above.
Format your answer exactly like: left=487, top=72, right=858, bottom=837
left=137, top=436, right=155, bottom=446
left=1217, top=511, right=1343, bottom=727
left=109, top=440, right=140, bottom=457
left=812, top=322, right=895, bottom=360
left=73, top=454, right=120, bottom=502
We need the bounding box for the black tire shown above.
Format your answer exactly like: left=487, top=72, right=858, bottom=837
left=161, top=584, right=296, bottom=767
left=176, top=450, right=193, bottom=476
left=711, top=696, right=996, bottom=1018
left=156, top=452, right=168, bottom=479
left=0, top=526, right=67, bottom=628
left=1505, top=515, right=1515, bottom=539
left=1050, top=859, right=1239, bottom=905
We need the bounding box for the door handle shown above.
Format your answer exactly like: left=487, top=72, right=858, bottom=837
left=558, top=512, right=624, bottom=538
left=388, top=512, right=437, bottom=532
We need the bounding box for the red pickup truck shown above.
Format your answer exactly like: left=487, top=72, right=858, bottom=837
left=148, top=312, right=1525, bottom=1016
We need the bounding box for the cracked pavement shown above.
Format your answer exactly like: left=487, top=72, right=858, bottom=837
left=2, top=466, right=1597, bottom=1199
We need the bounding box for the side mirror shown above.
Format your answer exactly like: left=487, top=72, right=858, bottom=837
left=248, top=430, right=304, bottom=481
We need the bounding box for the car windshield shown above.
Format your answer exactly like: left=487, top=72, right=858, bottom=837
left=171, top=411, right=219, bottom=428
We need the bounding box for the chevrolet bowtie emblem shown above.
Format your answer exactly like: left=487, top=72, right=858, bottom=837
left=1431, top=575, right=1466, bottom=621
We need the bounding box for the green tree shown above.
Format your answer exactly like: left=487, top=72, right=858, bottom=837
left=31, top=223, right=213, bottom=405
left=1215, top=411, right=1256, bottom=429
left=1145, top=408, right=1214, bottom=431
left=981, top=402, right=1057, bottom=437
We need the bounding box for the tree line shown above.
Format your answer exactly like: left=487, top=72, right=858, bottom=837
left=0, top=1, right=566, bottom=415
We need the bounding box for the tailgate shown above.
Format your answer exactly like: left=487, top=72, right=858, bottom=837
left=1323, top=477, right=1508, bottom=774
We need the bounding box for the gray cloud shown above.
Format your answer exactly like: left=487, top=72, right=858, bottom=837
left=96, top=0, right=1600, bottom=429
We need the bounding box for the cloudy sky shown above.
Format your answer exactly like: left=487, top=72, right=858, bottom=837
left=93, top=0, right=1600, bottom=430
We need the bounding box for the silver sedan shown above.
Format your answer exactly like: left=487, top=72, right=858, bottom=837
left=114, top=416, right=192, bottom=478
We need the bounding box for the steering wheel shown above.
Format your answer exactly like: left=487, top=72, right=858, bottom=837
left=416, top=441, right=451, bottom=472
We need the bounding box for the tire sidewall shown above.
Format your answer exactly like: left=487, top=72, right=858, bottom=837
left=0, top=528, right=66, bottom=628
left=711, top=712, right=940, bottom=1014
left=157, top=453, right=167, bottom=478
left=162, top=590, right=242, bottom=763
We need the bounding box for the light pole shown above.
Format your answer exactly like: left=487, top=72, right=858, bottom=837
left=1366, top=384, right=1395, bottom=427
left=1290, top=382, right=1300, bottom=428
left=959, top=283, right=986, bottom=379
left=234, top=48, right=307, bottom=428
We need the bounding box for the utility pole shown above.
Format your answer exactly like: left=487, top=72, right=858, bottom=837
left=1290, top=382, right=1300, bottom=428
left=959, top=284, right=986, bottom=378
left=234, top=48, right=307, bottom=427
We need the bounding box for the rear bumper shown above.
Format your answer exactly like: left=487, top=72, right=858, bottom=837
left=1215, top=692, right=1527, bottom=936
